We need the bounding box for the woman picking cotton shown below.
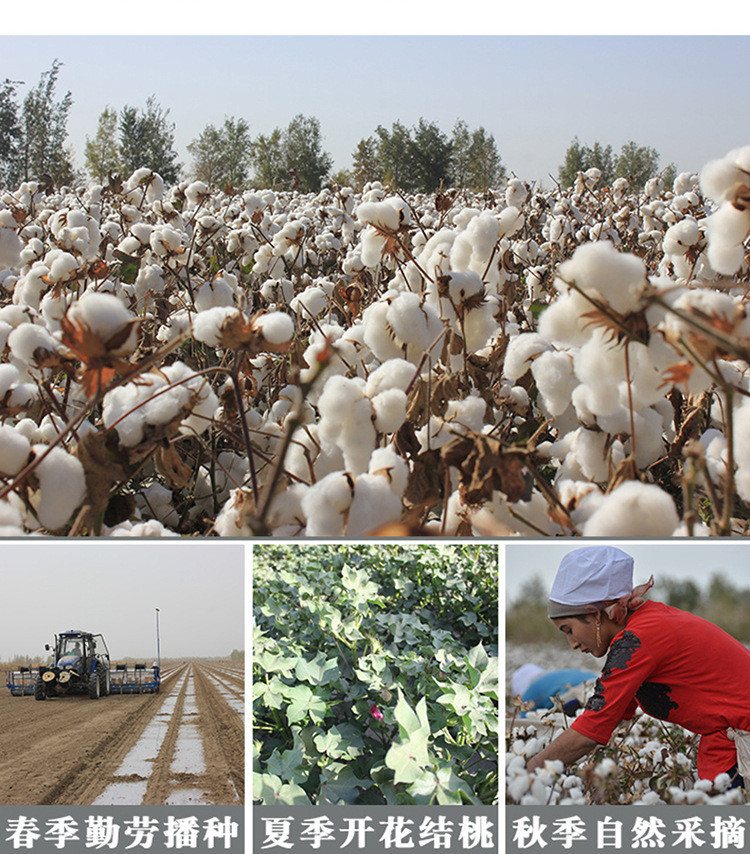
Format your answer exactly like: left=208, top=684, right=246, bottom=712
left=526, top=545, right=750, bottom=789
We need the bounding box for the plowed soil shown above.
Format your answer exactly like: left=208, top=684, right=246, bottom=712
left=0, top=660, right=244, bottom=805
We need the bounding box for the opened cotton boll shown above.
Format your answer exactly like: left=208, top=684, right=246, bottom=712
left=27, top=445, right=87, bottom=531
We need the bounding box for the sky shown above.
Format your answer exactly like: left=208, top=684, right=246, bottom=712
left=505, top=541, right=750, bottom=607
left=1, top=25, right=747, bottom=187
left=0, top=542, right=245, bottom=660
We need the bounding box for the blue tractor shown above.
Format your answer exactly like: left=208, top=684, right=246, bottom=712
left=34, top=630, right=111, bottom=700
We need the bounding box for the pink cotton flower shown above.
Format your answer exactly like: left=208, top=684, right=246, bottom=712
left=370, top=703, right=384, bottom=721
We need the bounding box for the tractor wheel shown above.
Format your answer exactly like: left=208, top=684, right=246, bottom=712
left=88, top=669, right=101, bottom=699
left=101, top=668, right=110, bottom=696
left=34, top=674, right=46, bottom=701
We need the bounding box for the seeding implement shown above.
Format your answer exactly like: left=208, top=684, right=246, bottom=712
left=5, top=629, right=160, bottom=699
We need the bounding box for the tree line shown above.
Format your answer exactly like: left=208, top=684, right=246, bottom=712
left=0, top=61, right=673, bottom=194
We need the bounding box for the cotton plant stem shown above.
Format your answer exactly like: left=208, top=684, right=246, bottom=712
left=719, top=387, right=736, bottom=536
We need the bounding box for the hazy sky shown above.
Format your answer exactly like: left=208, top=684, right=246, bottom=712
left=505, top=541, right=750, bottom=607
left=0, top=29, right=746, bottom=186
left=0, top=543, right=245, bottom=660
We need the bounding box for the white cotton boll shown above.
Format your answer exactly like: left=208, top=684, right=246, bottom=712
left=444, top=394, right=486, bottom=433
left=581, top=481, right=680, bottom=537
left=161, top=362, right=219, bottom=438
left=386, top=292, right=444, bottom=355
left=556, top=241, right=647, bottom=314
left=346, top=473, right=403, bottom=535
left=445, top=270, right=484, bottom=306
left=47, top=251, right=80, bottom=284
left=0, top=363, right=20, bottom=397
left=365, top=359, right=415, bottom=397
left=361, top=300, right=404, bottom=362
left=503, top=333, right=549, bottom=381
left=700, top=428, right=727, bottom=485
left=318, top=376, right=376, bottom=474
left=531, top=350, right=576, bottom=416
left=137, top=482, right=180, bottom=529
left=27, top=444, right=86, bottom=530
left=66, top=292, right=137, bottom=354
left=192, top=306, right=239, bottom=347
left=134, top=264, right=165, bottom=307
left=101, top=384, right=146, bottom=447
left=463, top=302, right=501, bottom=353
left=700, top=147, right=750, bottom=202
left=536, top=290, right=591, bottom=348
left=7, top=323, right=61, bottom=367
left=0, top=212, right=21, bottom=268
left=371, top=388, right=407, bottom=434
left=194, top=276, right=236, bottom=311
left=704, top=205, right=750, bottom=274
left=368, top=445, right=409, bottom=497
left=507, top=774, right=531, bottom=801
left=707, top=240, right=746, bottom=276
left=505, top=180, right=528, bottom=209
left=498, top=206, right=524, bottom=239
left=290, top=286, right=328, bottom=318
left=301, top=471, right=355, bottom=536
left=663, top=218, right=701, bottom=256
left=732, top=401, right=750, bottom=502
left=257, top=311, right=294, bottom=345
left=0, top=425, right=30, bottom=475
left=185, top=181, right=210, bottom=208
left=0, top=499, right=24, bottom=535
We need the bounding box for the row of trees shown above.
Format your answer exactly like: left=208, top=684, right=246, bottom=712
left=558, top=137, right=676, bottom=191
left=1, top=61, right=673, bottom=195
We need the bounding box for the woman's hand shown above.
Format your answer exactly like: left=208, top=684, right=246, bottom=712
left=526, top=728, right=600, bottom=772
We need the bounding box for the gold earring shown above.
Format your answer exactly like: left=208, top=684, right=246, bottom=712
left=596, top=620, right=601, bottom=649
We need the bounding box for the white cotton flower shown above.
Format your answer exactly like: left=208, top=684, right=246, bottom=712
left=581, top=481, right=680, bottom=537
left=27, top=444, right=86, bottom=530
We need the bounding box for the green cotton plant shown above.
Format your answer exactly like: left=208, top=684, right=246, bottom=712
left=252, top=544, right=499, bottom=806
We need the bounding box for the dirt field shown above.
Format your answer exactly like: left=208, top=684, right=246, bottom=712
left=0, top=660, right=244, bottom=805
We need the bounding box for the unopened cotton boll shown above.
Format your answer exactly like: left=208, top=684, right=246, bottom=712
left=27, top=444, right=86, bottom=530
left=582, top=481, right=679, bottom=537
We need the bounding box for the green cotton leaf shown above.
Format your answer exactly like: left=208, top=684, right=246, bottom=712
left=253, top=773, right=310, bottom=805
left=384, top=730, right=431, bottom=784
left=393, top=688, right=430, bottom=739
left=285, top=685, right=327, bottom=724
left=254, top=676, right=286, bottom=709
left=408, top=765, right=480, bottom=806
left=318, top=764, right=372, bottom=805
left=437, top=684, right=474, bottom=717
left=255, top=650, right=297, bottom=677
left=112, top=249, right=141, bottom=285
left=295, top=652, right=339, bottom=686
left=467, top=642, right=489, bottom=671
left=266, top=739, right=305, bottom=780
left=313, top=724, right=364, bottom=760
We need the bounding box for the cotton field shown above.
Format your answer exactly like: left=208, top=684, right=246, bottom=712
left=0, top=146, right=749, bottom=535
left=506, top=642, right=747, bottom=806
